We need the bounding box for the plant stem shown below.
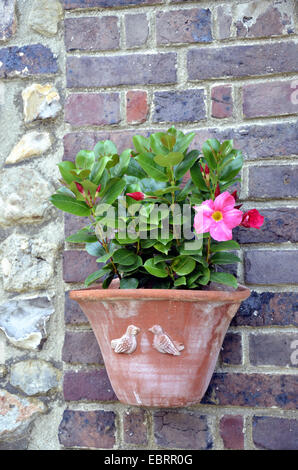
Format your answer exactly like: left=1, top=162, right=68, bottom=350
left=206, top=234, right=211, bottom=263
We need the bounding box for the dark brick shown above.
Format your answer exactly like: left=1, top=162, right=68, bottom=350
left=232, top=291, right=298, bottom=327
left=220, top=333, right=242, bottom=365
left=0, top=44, right=58, bottom=78
left=211, top=85, right=233, bottom=118
left=63, top=331, right=103, bottom=364
left=253, top=416, right=298, bottom=450
left=0, top=437, right=29, bottom=450
left=156, top=8, right=212, bottom=45
left=65, top=291, right=88, bottom=325
left=67, top=53, right=177, bottom=88
left=235, top=1, right=295, bottom=38
left=249, top=333, right=298, bottom=367
left=249, top=165, right=298, bottom=199
left=215, top=5, right=232, bottom=40
left=154, top=411, right=212, bottom=449
left=123, top=409, right=148, bottom=446
left=65, top=17, right=120, bottom=52
left=234, top=209, right=298, bottom=244
left=0, top=0, right=17, bottom=41
left=127, top=90, right=148, bottom=124
left=65, top=93, right=121, bottom=126
left=64, top=0, right=160, bottom=8
left=219, top=415, right=244, bottom=450
left=202, top=373, right=298, bottom=409
left=125, top=14, right=149, bottom=48
left=63, top=250, right=100, bottom=283
left=63, top=369, right=118, bottom=402
left=153, top=89, right=206, bottom=123
left=59, top=410, right=116, bottom=449
left=64, top=213, right=90, bottom=239
left=245, top=250, right=298, bottom=285
left=188, top=42, right=298, bottom=80
left=243, top=81, right=298, bottom=118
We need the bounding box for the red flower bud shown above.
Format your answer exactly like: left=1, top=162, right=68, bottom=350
left=231, top=190, right=238, bottom=200
left=214, top=183, right=220, bottom=198
left=126, top=192, right=145, bottom=201
left=200, top=163, right=209, bottom=175
left=240, top=209, right=264, bottom=229
left=95, top=184, right=101, bottom=194
left=75, top=182, right=84, bottom=195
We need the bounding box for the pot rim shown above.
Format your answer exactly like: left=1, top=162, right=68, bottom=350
left=69, top=284, right=250, bottom=303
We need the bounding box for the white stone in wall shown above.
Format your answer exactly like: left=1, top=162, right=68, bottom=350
left=0, top=167, right=53, bottom=227
left=6, top=131, right=52, bottom=165
left=22, top=83, right=61, bottom=123
left=0, top=390, right=46, bottom=439
left=10, top=360, right=61, bottom=396
left=0, top=234, right=57, bottom=293
left=0, top=297, right=55, bottom=350
left=29, top=0, right=63, bottom=37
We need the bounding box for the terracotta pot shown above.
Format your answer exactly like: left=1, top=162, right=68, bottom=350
left=70, top=285, right=250, bottom=408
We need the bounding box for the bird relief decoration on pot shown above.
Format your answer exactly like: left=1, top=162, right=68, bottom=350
left=111, top=324, right=185, bottom=356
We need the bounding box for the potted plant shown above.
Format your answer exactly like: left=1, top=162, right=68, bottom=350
left=51, top=127, right=264, bottom=407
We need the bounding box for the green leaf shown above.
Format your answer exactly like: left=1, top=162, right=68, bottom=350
left=154, top=152, right=184, bottom=168
left=136, top=153, right=168, bottom=182
left=133, top=135, right=150, bottom=154
left=75, top=150, right=95, bottom=169
left=118, top=256, right=142, bottom=273
left=173, top=131, right=195, bottom=153
left=113, top=249, right=138, bottom=266
left=57, top=161, right=76, bottom=184
left=102, top=273, right=115, bottom=289
left=112, top=149, right=131, bottom=178
left=197, top=267, right=210, bottom=285
left=153, top=186, right=180, bottom=196
left=210, top=272, right=238, bottom=289
left=126, top=157, right=147, bottom=179
left=86, top=242, right=105, bottom=257
left=50, top=194, right=91, bottom=216
left=174, top=276, right=186, bottom=287
left=211, top=253, right=241, bottom=265
left=220, top=140, right=233, bottom=158
left=96, top=251, right=116, bottom=263
left=66, top=228, right=97, bottom=244
left=153, top=242, right=171, bottom=254
left=99, top=179, right=126, bottom=205
left=120, top=278, right=139, bottom=289
left=143, top=258, right=169, bottom=278
left=202, top=140, right=218, bottom=170
left=190, top=163, right=208, bottom=191
left=220, top=151, right=243, bottom=181
left=84, top=268, right=107, bottom=287
left=210, top=240, right=240, bottom=252
left=90, top=157, right=109, bottom=185
left=150, top=133, right=168, bottom=155
left=160, top=134, right=176, bottom=150
left=175, top=150, right=200, bottom=180
left=176, top=179, right=193, bottom=202
left=94, top=140, right=117, bottom=158
left=172, top=256, right=196, bottom=276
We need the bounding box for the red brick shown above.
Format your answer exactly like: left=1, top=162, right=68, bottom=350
left=243, top=81, right=298, bottom=118
left=65, top=17, right=120, bottom=51
left=123, top=409, right=148, bottom=446
left=65, top=93, right=121, bottom=126
left=62, top=331, right=103, bottom=365
left=248, top=165, right=298, bottom=198
left=188, top=42, right=298, bottom=80
left=63, top=0, right=160, bottom=8
left=249, top=333, right=298, bottom=367
left=0, top=44, right=58, bottom=78
left=63, top=250, right=100, bottom=283
left=67, top=53, right=177, bottom=88
left=232, top=291, right=298, bottom=327
left=202, top=373, right=298, bottom=409
left=0, top=0, right=17, bottom=41
left=211, top=85, right=233, bottom=118
left=220, top=333, right=242, bottom=365
left=234, top=208, right=298, bottom=244
left=125, top=14, right=149, bottom=48
left=153, top=89, right=206, bottom=123
left=253, top=416, right=298, bottom=450
left=126, top=91, right=148, bottom=124
left=156, top=8, right=212, bottom=45
left=59, top=410, right=116, bottom=449
left=63, top=369, right=118, bottom=402
left=219, top=415, right=244, bottom=450
left=65, top=291, right=88, bottom=325
left=235, top=1, right=295, bottom=38
left=154, top=411, right=212, bottom=449
left=245, top=250, right=298, bottom=285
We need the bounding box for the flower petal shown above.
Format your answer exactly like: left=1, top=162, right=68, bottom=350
left=214, top=191, right=235, bottom=212
left=222, top=208, right=243, bottom=229
left=210, top=220, right=233, bottom=241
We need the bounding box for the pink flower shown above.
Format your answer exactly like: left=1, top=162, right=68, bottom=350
left=193, top=191, right=243, bottom=242
left=126, top=192, right=145, bottom=201
left=240, top=209, right=264, bottom=229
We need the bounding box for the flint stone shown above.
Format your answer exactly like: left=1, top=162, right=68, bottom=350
left=6, top=131, right=52, bottom=164
left=0, top=390, right=45, bottom=439
left=0, top=0, right=17, bottom=42
left=0, top=234, right=57, bottom=293
left=10, top=360, right=60, bottom=395
left=22, top=83, right=61, bottom=123
left=0, top=167, right=53, bottom=227
left=0, top=297, right=55, bottom=350
left=29, top=0, right=63, bottom=37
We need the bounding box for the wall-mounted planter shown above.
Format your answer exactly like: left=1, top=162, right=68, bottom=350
left=70, top=285, right=250, bottom=408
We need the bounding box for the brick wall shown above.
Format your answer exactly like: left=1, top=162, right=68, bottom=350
left=0, top=0, right=298, bottom=451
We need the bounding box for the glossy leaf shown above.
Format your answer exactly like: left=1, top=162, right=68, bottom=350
left=210, top=271, right=238, bottom=288
left=50, top=194, right=91, bottom=216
